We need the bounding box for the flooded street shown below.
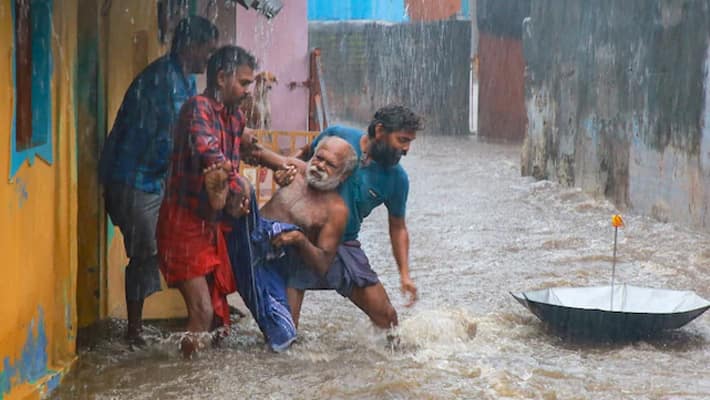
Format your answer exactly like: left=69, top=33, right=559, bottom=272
left=53, top=137, right=710, bottom=399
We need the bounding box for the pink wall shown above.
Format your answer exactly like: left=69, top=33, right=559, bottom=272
left=236, top=0, right=309, bottom=131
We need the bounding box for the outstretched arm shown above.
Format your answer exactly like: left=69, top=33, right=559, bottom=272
left=389, top=215, right=417, bottom=306
left=240, top=128, right=290, bottom=170
left=240, top=128, right=303, bottom=186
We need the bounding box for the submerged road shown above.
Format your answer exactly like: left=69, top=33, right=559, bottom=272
left=53, top=136, right=710, bottom=399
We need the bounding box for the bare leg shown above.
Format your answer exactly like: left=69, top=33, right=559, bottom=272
left=349, top=283, right=398, bottom=329
left=125, top=299, right=145, bottom=345
left=176, top=276, right=214, bottom=357
left=124, top=255, right=157, bottom=346
left=287, top=288, right=305, bottom=328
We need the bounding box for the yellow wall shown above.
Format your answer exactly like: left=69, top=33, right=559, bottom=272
left=0, top=1, right=78, bottom=398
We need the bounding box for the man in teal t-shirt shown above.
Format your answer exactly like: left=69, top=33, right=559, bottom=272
left=283, top=105, right=422, bottom=329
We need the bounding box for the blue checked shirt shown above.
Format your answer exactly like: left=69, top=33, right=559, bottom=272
left=99, top=54, right=197, bottom=193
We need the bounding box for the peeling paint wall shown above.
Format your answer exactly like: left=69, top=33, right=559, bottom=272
left=0, top=1, right=78, bottom=398
left=521, top=0, right=710, bottom=231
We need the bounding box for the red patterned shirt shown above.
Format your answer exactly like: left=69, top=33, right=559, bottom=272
left=165, top=95, right=245, bottom=219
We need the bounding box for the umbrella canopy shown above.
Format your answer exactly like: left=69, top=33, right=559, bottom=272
left=511, top=285, right=710, bottom=339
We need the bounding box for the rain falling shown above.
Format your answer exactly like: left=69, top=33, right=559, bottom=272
left=1, top=1, right=709, bottom=399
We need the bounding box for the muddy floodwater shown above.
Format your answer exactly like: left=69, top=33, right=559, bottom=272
left=53, top=137, right=710, bottom=399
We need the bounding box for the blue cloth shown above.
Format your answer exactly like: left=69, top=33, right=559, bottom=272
left=311, top=126, right=409, bottom=241
left=99, top=54, right=197, bottom=193
left=227, top=193, right=299, bottom=352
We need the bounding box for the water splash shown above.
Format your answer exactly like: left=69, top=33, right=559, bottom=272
left=395, top=308, right=477, bottom=350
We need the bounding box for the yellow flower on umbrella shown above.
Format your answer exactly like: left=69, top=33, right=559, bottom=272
left=611, top=214, right=624, bottom=228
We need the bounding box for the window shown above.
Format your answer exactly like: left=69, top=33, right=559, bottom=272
left=10, top=0, right=53, bottom=179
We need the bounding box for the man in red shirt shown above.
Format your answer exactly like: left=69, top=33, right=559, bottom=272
left=157, top=45, right=291, bottom=357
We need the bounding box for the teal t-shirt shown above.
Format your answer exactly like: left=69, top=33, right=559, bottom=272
left=311, top=125, right=409, bottom=241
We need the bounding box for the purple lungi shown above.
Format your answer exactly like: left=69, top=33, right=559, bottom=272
left=285, top=240, right=380, bottom=298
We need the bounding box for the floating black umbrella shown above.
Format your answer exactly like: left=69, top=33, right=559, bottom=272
left=511, top=285, right=710, bottom=338
left=513, top=215, right=710, bottom=339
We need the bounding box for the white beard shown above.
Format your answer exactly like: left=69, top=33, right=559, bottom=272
left=306, top=165, right=340, bottom=191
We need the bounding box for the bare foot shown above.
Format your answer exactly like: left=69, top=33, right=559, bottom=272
left=204, top=162, right=232, bottom=211
left=180, top=334, right=198, bottom=359
left=125, top=329, right=147, bottom=348
left=386, top=331, right=401, bottom=350
left=211, top=328, right=229, bottom=348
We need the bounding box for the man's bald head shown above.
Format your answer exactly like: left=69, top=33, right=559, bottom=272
left=320, top=136, right=358, bottom=177
left=306, top=136, right=358, bottom=191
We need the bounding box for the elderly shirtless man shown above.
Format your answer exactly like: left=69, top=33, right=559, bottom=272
left=227, top=136, right=357, bottom=351
left=262, top=136, right=357, bottom=272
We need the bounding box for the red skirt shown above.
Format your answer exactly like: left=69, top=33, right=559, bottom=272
left=157, top=200, right=236, bottom=326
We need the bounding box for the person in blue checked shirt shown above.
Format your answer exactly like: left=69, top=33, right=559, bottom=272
left=278, top=105, right=423, bottom=330
left=98, top=16, right=218, bottom=345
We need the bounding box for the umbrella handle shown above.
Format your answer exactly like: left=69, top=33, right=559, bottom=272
left=610, top=227, right=618, bottom=310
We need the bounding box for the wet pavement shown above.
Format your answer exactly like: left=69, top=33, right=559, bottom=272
left=52, top=136, right=710, bottom=399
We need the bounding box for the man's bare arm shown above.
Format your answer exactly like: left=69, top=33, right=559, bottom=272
left=389, top=215, right=417, bottom=306
left=241, top=128, right=305, bottom=187
left=305, top=202, right=347, bottom=274
left=292, top=142, right=313, bottom=161
left=240, top=128, right=290, bottom=170
left=272, top=200, right=347, bottom=275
